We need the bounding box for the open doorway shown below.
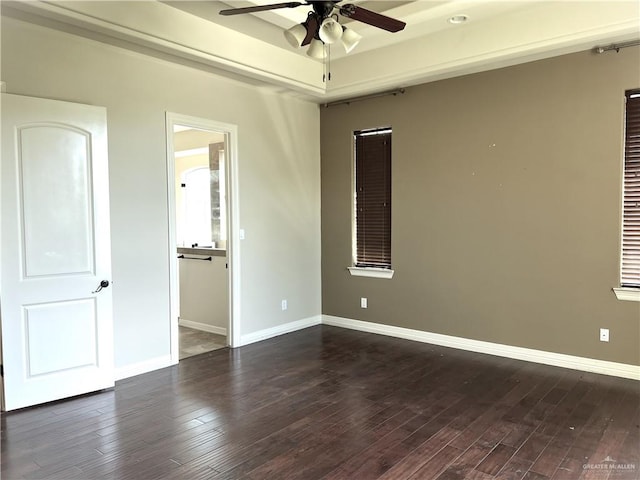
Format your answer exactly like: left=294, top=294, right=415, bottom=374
left=166, top=113, right=240, bottom=363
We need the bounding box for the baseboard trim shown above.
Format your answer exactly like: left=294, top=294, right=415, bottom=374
left=114, top=355, right=174, bottom=381
left=241, top=315, right=322, bottom=346
left=322, top=315, right=640, bottom=380
left=179, top=318, right=227, bottom=336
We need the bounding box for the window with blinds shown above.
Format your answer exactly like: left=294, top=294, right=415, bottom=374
left=622, top=89, right=640, bottom=287
left=354, top=127, right=392, bottom=268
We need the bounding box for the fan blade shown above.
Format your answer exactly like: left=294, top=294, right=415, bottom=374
left=301, top=14, right=320, bottom=46
left=220, top=2, right=304, bottom=16
left=339, top=4, right=405, bottom=32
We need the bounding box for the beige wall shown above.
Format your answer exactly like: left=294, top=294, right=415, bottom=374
left=321, top=47, right=640, bottom=366
left=2, top=15, right=321, bottom=370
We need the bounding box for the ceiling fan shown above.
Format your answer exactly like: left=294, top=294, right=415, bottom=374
left=219, top=1, right=406, bottom=58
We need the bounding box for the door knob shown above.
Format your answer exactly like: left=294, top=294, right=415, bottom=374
left=92, top=280, right=110, bottom=293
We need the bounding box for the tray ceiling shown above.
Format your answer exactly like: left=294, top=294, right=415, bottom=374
left=3, top=0, right=639, bottom=102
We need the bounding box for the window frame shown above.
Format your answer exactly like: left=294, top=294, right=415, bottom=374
left=348, top=126, right=394, bottom=279
left=614, top=88, right=640, bottom=302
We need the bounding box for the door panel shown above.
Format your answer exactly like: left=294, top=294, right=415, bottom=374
left=19, top=125, right=94, bottom=277
left=1, top=94, right=113, bottom=411
left=24, top=299, right=98, bottom=376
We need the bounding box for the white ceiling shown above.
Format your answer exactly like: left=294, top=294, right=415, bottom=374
left=4, top=1, right=640, bottom=103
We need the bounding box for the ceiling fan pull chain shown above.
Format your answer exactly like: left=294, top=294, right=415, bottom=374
left=322, top=43, right=327, bottom=82
left=322, top=44, right=331, bottom=83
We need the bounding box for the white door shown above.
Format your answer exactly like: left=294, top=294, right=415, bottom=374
left=1, top=94, right=114, bottom=411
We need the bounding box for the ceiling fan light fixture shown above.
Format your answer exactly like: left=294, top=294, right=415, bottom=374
left=340, top=26, right=362, bottom=53
left=307, top=38, right=325, bottom=59
left=319, top=17, right=343, bottom=44
left=284, top=23, right=308, bottom=47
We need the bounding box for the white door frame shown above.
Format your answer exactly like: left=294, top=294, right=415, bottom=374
left=165, top=112, right=241, bottom=361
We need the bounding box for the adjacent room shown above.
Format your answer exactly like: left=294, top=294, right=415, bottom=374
left=1, top=1, right=638, bottom=479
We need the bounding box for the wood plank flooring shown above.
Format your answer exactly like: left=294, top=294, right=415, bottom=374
left=1, top=325, right=639, bottom=480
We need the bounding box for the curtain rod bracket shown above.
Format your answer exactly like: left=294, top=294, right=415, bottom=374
left=594, top=40, right=640, bottom=54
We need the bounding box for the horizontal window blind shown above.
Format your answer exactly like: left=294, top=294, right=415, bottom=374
left=622, top=89, right=640, bottom=287
left=354, top=128, right=392, bottom=268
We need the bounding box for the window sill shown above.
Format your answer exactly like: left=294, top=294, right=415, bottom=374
left=613, top=287, right=640, bottom=302
left=348, top=267, right=394, bottom=279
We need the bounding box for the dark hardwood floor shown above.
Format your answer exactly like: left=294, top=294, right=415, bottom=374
left=1, top=325, right=639, bottom=480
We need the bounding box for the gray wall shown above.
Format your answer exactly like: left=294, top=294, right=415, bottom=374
left=2, top=15, right=321, bottom=371
left=321, top=47, right=640, bottom=366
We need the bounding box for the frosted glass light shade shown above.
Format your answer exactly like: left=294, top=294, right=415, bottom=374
left=306, top=39, right=325, bottom=59
left=319, top=17, right=343, bottom=44
left=341, top=26, right=362, bottom=53
left=284, top=23, right=307, bottom=48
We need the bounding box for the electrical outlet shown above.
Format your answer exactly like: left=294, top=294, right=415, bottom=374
left=281, top=299, right=287, bottom=311
left=599, top=328, right=609, bottom=342
left=360, top=297, right=367, bottom=308
left=239, top=229, right=245, bottom=240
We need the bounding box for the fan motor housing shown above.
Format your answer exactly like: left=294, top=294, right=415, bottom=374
left=311, top=1, right=339, bottom=18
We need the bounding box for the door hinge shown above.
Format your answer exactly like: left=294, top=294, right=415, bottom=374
left=0, top=365, right=4, bottom=377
